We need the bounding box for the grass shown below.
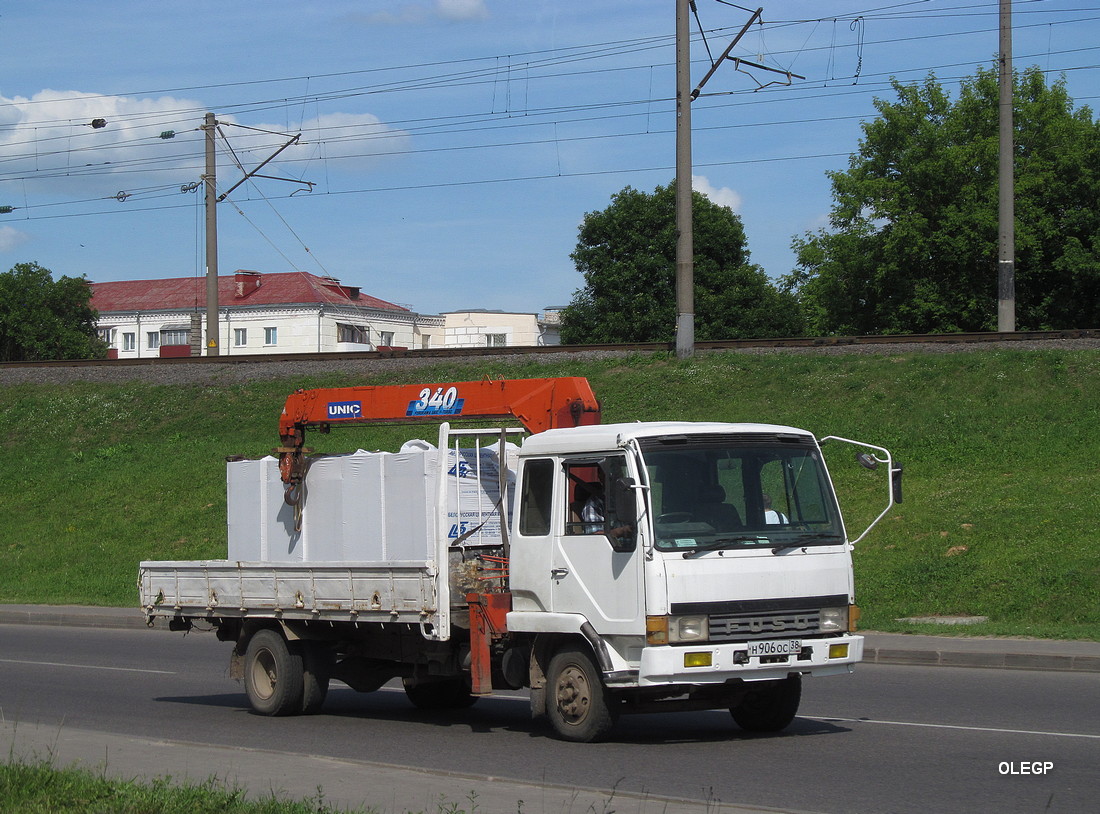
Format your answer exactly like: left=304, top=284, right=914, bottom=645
left=0, top=759, right=353, bottom=814
left=0, top=758, right=497, bottom=814
left=1, top=349, right=1098, bottom=638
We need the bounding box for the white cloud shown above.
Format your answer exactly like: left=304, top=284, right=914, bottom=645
left=351, top=0, right=489, bottom=26
left=0, top=89, right=208, bottom=194
left=0, top=226, right=30, bottom=252
left=692, top=174, right=742, bottom=212
left=0, top=91, right=410, bottom=199
left=437, top=0, right=489, bottom=21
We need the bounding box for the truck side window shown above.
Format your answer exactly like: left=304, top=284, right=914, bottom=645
left=518, top=458, right=554, bottom=536
left=563, top=457, right=629, bottom=536
left=564, top=463, right=602, bottom=535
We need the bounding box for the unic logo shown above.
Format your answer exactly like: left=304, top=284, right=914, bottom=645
left=326, top=401, right=363, bottom=419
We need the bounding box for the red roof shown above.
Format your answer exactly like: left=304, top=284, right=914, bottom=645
left=89, top=270, right=409, bottom=313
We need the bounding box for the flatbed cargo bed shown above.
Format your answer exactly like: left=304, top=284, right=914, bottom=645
left=139, top=559, right=445, bottom=630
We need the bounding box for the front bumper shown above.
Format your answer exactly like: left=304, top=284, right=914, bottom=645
left=636, top=633, right=864, bottom=686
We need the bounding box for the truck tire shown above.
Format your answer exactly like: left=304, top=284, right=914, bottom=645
left=402, top=677, right=477, bottom=710
left=730, top=675, right=802, bottom=732
left=545, top=646, right=617, bottom=742
left=301, top=642, right=333, bottom=714
left=243, top=629, right=305, bottom=716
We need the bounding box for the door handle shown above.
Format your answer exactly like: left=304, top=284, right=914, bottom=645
left=550, top=568, right=570, bottom=580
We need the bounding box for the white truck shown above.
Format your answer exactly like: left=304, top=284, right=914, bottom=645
left=140, top=376, right=901, bottom=742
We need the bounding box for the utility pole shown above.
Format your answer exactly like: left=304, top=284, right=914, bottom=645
left=674, top=5, right=783, bottom=359
left=675, top=0, right=694, bottom=359
left=200, top=115, right=309, bottom=357
left=997, top=0, right=1015, bottom=332
left=203, top=112, right=220, bottom=356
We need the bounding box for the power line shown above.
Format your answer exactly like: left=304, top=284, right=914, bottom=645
left=2, top=6, right=1096, bottom=226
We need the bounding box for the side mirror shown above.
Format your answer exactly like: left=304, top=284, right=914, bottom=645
left=856, top=451, right=879, bottom=470
left=607, top=476, right=638, bottom=552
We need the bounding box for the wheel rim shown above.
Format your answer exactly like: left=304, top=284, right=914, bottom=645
left=554, top=664, right=592, bottom=725
left=251, top=647, right=278, bottom=701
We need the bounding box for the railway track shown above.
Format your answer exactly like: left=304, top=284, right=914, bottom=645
left=2, top=328, right=1097, bottom=370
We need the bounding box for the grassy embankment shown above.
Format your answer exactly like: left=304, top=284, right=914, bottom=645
left=0, top=759, right=488, bottom=814
left=2, top=349, right=1097, bottom=638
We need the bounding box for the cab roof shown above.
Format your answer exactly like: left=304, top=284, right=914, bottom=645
left=518, top=421, right=816, bottom=457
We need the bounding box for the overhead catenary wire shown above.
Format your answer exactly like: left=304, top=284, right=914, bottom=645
left=1, top=3, right=1096, bottom=228
left=2, top=4, right=1096, bottom=135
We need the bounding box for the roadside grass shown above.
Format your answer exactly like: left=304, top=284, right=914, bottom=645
left=0, top=757, right=495, bottom=814
left=0, top=759, right=359, bottom=814
left=1, top=349, right=1098, bottom=638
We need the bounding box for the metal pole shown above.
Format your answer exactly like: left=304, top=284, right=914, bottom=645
left=997, top=0, right=1015, bottom=332
left=203, top=112, right=221, bottom=356
left=675, top=0, right=694, bottom=359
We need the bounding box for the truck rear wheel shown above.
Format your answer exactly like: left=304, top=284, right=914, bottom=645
left=244, top=629, right=304, bottom=716
left=546, top=646, right=617, bottom=742
left=301, top=642, right=333, bottom=714
left=730, top=675, right=802, bottom=732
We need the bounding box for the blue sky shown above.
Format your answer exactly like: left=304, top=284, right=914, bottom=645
left=1, top=1, right=1097, bottom=316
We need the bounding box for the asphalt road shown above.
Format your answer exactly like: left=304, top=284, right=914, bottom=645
left=2, top=623, right=1096, bottom=814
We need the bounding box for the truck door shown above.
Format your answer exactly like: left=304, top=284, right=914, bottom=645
left=552, top=456, right=643, bottom=635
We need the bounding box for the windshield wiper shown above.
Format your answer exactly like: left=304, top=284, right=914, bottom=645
left=772, top=533, right=844, bottom=555
left=682, top=536, right=766, bottom=558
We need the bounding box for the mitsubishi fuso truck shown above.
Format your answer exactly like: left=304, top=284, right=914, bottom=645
left=140, top=376, right=901, bottom=742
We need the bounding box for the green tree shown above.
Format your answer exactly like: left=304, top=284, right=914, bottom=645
left=786, top=66, right=1100, bottom=334
left=560, top=182, right=803, bottom=344
left=0, top=262, right=105, bottom=361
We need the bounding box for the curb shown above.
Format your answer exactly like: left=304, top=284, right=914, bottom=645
left=3, top=605, right=1098, bottom=673
left=862, top=643, right=1100, bottom=673
left=0, top=605, right=149, bottom=630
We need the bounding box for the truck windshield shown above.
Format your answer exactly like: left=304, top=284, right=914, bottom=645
left=639, top=435, right=844, bottom=553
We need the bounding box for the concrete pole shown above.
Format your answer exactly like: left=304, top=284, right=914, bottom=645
left=997, top=0, right=1015, bottom=332
left=675, top=0, right=694, bottom=358
left=204, top=112, right=221, bottom=356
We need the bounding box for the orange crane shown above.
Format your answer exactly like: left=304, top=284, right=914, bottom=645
left=277, top=376, right=601, bottom=487
left=275, top=376, right=600, bottom=695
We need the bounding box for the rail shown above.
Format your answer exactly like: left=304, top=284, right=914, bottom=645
left=3, top=328, right=1097, bottom=369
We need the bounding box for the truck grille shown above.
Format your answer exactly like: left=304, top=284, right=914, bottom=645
left=708, top=609, right=821, bottom=642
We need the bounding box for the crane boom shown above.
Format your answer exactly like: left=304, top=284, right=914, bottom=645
left=277, top=377, right=601, bottom=486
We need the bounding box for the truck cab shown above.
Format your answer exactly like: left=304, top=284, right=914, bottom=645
left=506, top=422, right=890, bottom=740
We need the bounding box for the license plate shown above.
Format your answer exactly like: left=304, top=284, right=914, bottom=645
left=747, top=639, right=801, bottom=657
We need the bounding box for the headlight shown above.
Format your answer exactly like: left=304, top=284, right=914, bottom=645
left=669, top=614, right=709, bottom=643
left=819, top=606, right=850, bottom=634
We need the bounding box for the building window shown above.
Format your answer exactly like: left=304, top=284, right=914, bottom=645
left=379, top=331, right=394, bottom=347
left=161, top=329, right=189, bottom=346
left=337, top=323, right=369, bottom=344
left=98, top=328, right=116, bottom=347
left=122, top=333, right=136, bottom=351
left=264, top=327, right=278, bottom=346
left=234, top=328, right=247, bottom=347
left=485, top=333, right=507, bottom=347
left=147, top=332, right=160, bottom=350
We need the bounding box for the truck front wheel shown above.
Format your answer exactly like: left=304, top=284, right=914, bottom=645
left=546, top=646, right=617, bottom=742
left=730, top=674, right=802, bottom=732
left=243, top=629, right=304, bottom=716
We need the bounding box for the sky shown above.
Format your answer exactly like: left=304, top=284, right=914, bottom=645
left=1, top=1, right=1097, bottom=317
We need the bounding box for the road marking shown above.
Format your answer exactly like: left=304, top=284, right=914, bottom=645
left=0, top=658, right=175, bottom=675
left=810, top=715, right=1100, bottom=740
